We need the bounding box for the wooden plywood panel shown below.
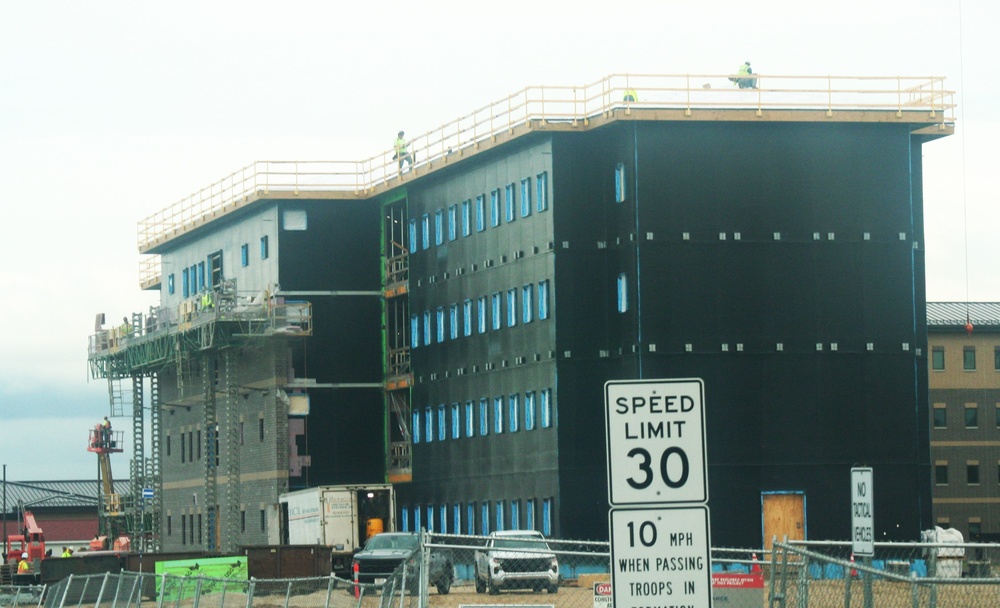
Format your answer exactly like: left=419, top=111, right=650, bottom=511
left=762, top=493, right=805, bottom=550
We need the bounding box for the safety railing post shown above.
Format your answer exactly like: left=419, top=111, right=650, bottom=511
left=827, top=75, right=833, bottom=117
left=93, top=571, right=110, bottom=608
left=284, top=580, right=292, bottom=608
left=910, top=571, right=919, bottom=608
left=685, top=74, right=691, bottom=116
left=245, top=578, right=256, bottom=608
left=897, top=76, right=903, bottom=117
left=157, top=573, right=167, bottom=608
left=796, top=552, right=808, bottom=608
left=324, top=574, right=335, bottom=608
left=191, top=577, right=202, bottom=608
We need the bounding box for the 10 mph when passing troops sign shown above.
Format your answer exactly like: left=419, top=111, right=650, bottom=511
left=605, top=379, right=708, bottom=506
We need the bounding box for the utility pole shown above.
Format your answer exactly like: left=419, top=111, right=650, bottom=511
left=3, top=464, right=7, bottom=558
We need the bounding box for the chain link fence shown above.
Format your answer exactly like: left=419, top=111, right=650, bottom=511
left=23, top=535, right=1000, bottom=608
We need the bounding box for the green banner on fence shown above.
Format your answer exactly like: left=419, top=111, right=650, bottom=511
left=155, top=556, right=248, bottom=601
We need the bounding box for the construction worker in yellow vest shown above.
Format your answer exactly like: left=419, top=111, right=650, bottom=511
left=201, top=289, right=214, bottom=311
left=623, top=88, right=638, bottom=102
left=393, top=131, right=413, bottom=173
left=18, top=552, right=31, bottom=573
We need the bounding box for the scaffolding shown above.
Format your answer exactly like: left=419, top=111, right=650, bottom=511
left=383, top=198, right=412, bottom=483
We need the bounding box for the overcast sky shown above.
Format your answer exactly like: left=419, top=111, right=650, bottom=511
left=1, top=0, right=996, bottom=483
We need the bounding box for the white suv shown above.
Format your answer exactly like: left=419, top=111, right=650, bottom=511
left=474, top=530, right=559, bottom=594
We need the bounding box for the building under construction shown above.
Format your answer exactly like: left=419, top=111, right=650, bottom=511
left=88, top=73, right=954, bottom=552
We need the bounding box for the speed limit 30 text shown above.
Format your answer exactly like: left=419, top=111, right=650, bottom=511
left=615, top=395, right=694, bottom=439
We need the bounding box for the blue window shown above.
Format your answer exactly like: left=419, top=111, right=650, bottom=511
left=463, top=299, right=472, bottom=337
left=615, top=163, right=626, bottom=203
left=260, top=235, right=269, bottom=259
left=525, top=391, right=536, bottom=431
left=168, top=273, right=175, bottom=295
left=449, top=304, right=458, bottom=340
left=421, top=214, right=430, bottom=250
left=423, top=311, right=432, bottom=346
left=541, top=389, right=552, bottom=428
left=409, top=218, right=418, bottom=251
left=412, top=410, right=420, bottom=444
left=410, top=314, right=419, bottom=349
left=505, top=183, right=516, bottom=222
left=508, top=394, right=520, bottom=432
left=522, top=285, right=533, bottom=324
left=617, top=273, right=628, bottom=313
left=542, top=498, right=553, bottom=536
left=434, top=210, right=444, bottom=246
left=427, top=505, right=434, bottom=532
left=465, top=401, right=474, bottom=437
left=476, top=195, right=486, bottom=232
left=467, top=503, right=476, bottom=535
left=536, top=171, right=549, bottom=211
left=490, top=189, right=500, bottom=227
left=240, top=244, right=249, bottom=267
left=479, top=398, right=489, bottom=436
left=495, top=501, right=505, bottom=532
left=511, top=499, right=521, bottom=529
left=425, top=406, right=433, bottom=443
left=520, top=178, right=532, bottom=217
left=477, top=297, right=487, bottom=334
left=436, top=307, right=445, bottom=343
left=401, top=506, right=410, bottom=532
left=461, top=200, right=471, bottom=236
left=491, top=292, right=502, bottom=330
left=451, top=402, right=460, bottom=439
left=182, top=268, right=190, bottom=298
left=414, top=505, right=421, bottom=532
left=440, top=505, right=447, bottom=534
left=448, top=205, right=457, bottom=241
left=453, top=503, right=462, bottom=534
left=437, top=403, right=446, bottom=441
left=526, top=499, right=535, bottom=531
left=507, top=289, right=517, bottom=327
left=493, top=397, right=504, bottom=434
left=197, top=262, right=205, bottom=291
left=481, top=503, right=490, bottom=535
left=538, top=280, right=550, bottom=320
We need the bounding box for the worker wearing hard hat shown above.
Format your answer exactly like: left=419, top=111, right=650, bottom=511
left=17, top=552, right=31, bottom=573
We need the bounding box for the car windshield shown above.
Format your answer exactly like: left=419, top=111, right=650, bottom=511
left=366, top=534, right=419, bottom=551
left=492, top=536, right=548, bottom=550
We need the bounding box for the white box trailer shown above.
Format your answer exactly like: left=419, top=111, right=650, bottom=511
left=276, top=484, right=395, bottom=576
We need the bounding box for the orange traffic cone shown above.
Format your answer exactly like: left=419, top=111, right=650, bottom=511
left=751, top=553, right=762, bottom=573
left=850, top=553, right=857, bottom=578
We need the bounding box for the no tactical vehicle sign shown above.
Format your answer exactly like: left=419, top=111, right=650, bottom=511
left=605, top=379, right=707, bottom=506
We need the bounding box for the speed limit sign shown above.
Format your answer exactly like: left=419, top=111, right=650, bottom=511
left=605, top=379, right=707, bottom=506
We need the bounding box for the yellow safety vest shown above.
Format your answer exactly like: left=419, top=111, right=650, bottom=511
left=394, top=137, right=408, bottom=155
left=18, top=559, right=30, bottom=573
left=624, top=89, right=638, bottom=102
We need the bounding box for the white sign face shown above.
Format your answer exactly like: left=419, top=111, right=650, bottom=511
left=851, top=467, right=874, bottom=556
left=605, top=379, right=707, bottom=505
left=609, top=506, right=713, bottom=608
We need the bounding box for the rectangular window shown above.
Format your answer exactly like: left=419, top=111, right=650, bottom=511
left=423, top=311, right=432, bottom=346
left=507, top=288, right=517, bottom=327
left=615, top=163, right=627, bottom=203
left=182, top=268, right=190, bottom=298
left=421, top=214, right=430, bottom=250
left=522, top=285, right=533, bottom=324
left=208, top=251, right=222, bottom=286
left=463, top=299, right=472, bottom=337
left=936, top=462, right=948, bottom=484
left=465, top=401, right=474, bottom=437
left=525, top=499, right=535, bottom=531
left=197, top=262, right=205, bottom=291
left=168, top=273, right=175, bottom=295
left=241, top=244, right=249, bottom=267
left=448, top=205, right=457, bottom=241
left=260, top=235, right=269, bottom=259
left=479, top=398, right=489, bottom=436
left=434, top=209, right=444, bottom=246
left=496, top=501, right=505, bottom=532
left=189, top=431, right=194, bottom=461
left=933, top=405, right=946, bottom=428
left=538, top=280, right=550, bottom=320
left=509, top=394, right=520, bottom=432
left=461, top=200, right=471, bottom=236
left=437, top=307, right=446, bottom=343
left=401, top=507, right=410, bottom=532
left=181, top=515, right=186, bottom=545
left=505, top=183, right=516, bottom=222
left=414, top=505, right=421, bottom=532
left=167, top=515, right=172, bottom=536
left=476, top=195, right=486, bottom=232
left=492, top=292, right=502, bottom=330
left=259, top=418, right=264, bottom=442
left=995, top=346, right=1000, bottom=371
left=412, top=411, right=421, bottom=444
left=525, top=391, right=536, bottom=431
left=477, top=297, right=487, bottom=334
left=932, top=346, right=945, bottom=370
left=964, top=346, right=976, bottom=371
left=490, top=189, right=501, bottom=227
left=440, top=505, right=448, bottom=534
left=996, top=404, right=1000, bottom=428
left=450, top=304, right=459, bottom=340
left=520, top=178, right=532, bottom=217
left=410, top=314, right=420, bottom=349
left=467, top=503, right=476, bottom=535
left=409, top=219, right=418, bottom=251
left=481, top=503, right=490, bottom=535
left=197, top=430, right=201, bottom=460
left=453, top=503, right=461, bottom=534
left=427, top=505, right=435, bottom=531
left=181, top=433, right=186, bottom=463
left=493, top=396, right=504, bottom=434
left=542, top=498, right=553, bottom=536
left=541, top=389, right=553, bottom=428
left=198, top=514, right=203, bottom=544
left=426, top=406, right=434, bottom=443
left=241, top=509, right=246, bottom=533
left=511, top=499, right=521, bottom=529
left=451, top=402, right=460, bottom=439
left=167, top=435, right=171, bottom=456
left=536, top=171, right=548, bottom=211
left=966, top=405, right=979, bottom=428
left=617, top=273, right=628, bottom=313
left=968, top=462, right=980, bottom=485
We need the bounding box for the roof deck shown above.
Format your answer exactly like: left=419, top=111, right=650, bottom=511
left=136, top=72, right=955, bottom=288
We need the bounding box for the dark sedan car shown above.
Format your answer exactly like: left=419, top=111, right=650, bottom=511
left=351, top=532, right=454, bottom=595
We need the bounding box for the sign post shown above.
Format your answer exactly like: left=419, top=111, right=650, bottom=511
left=605, top=378, right=712, bottom=608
